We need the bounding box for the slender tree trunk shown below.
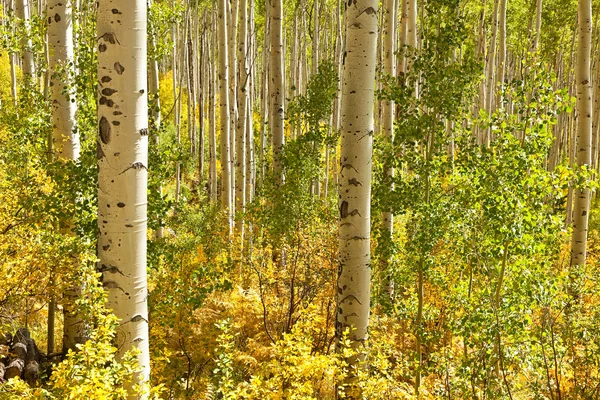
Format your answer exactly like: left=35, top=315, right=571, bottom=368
left=236, top=0, right=248, bottom=239
left=219, top=0, right=233, bottom=232
left=15, top=0, right=35, bottom=77
left=97, top=0, right=151, bottom=390
left=485, top=0, right=499, bottom=144
left=532, top=0, right=542, bottom=52
left=209, top=41, right=218, bottom=203
left=496, top=0, right=507, bottom=110
left=259, top=2, right=269, bottom=189
left=570, top=0, right=592, bottom=269
left=228, top=0, right=238, bottom=214
left=336, top=0, right=377, bottom=396
left=312, top=0, right=319, bottom=75
left=382, top=0, right=395, bottom=298
left=48, top=0, right=82, bottom=354
left=270, top=0, right=284, bottom=185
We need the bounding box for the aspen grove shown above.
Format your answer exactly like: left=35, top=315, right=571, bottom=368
left=2, top=0, right=600, bottom=398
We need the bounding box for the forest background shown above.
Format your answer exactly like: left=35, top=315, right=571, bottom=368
left=0, top=0, right=600, bottom=398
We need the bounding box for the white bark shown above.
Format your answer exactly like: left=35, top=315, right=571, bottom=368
left=48, top=0, right=82, bottom=353
left=219, top=0, right=233, bottom=231
left=228, top=0, right=238, bottom=212
left=532, top=0, right=542, bottom=52
left=496, top=0, right=507, bottom=110
left=337, top=0, right=377, bottom=388
left=571, top=0, right=592, bottom=268
left=209, top=50, right=218, bottom=203
left=236, top=0, right=248, bottom=238
left=382, top=0, right=395, bottom=297
left=97, top=0, right=150, bottom=391
left=485, top=0, right=499, bottom=144
left=15, top=0, right=35, bottom=76
left=270, top=0, right=284, bottom=184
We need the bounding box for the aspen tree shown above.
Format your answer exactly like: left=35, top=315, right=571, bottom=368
left=259, top=2, right=269, bottom=188
left=496, top=0, right=507, bottom=110
left=246, top=0, right=256, bottom=205
left=312, top=0, right=319, bottom=75
left=337, top=0, right=377, bottom=394
left=48, top=0, right=82, bottom=354
left=15, top=0, right=35, bottom=76
left=532, top=0, right=542, bottom=52
left=235, top=0, right=248, bottom=238
left=228, top=0, right=238, bottom=212
left=219, top=0, right=233, bottom=232
left=209, top=35, right=218, bottom=204
left=198, top=22, right=206, bottom=181
left=97, top=0, right=151, bottom=389
left=485, top=0, right=499, bottom=143
left=270, top=0, right=284, bottom=185
left=382, top=0, right=395, bottom=297
left=571, top=0, right=592, bottom=269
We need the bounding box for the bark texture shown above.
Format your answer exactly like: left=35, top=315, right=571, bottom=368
left=270, top=0, right=284, bottom=184
left=336, top=0, right=378, bottom=394
left=97, top=0, right=151, bottom=390
left=571, top=0, right=592, bottom=268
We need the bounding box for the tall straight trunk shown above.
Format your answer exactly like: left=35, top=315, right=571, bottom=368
left=10, top=52, right=17, bottom=105
left=259, top=2, right=269, bottom=188
left=270, top=0, right=284, bottom=184
left=172, top=3, right=181, bottom=202
left=198, top=23, right=206, bottom=182
left=247, top=0, right=256, bottom=205
left=485, top=0, right=499, bottom=144
left=312, top=0, right=319, bottom=75
left=15, top=0, right=35, bottom=76
left=532, top=0, right=542, bottom=52
left=48, top=0, right=82, bottom=354
left=209, top=41, right=218, bottom=203
left=228, top=0, right=238, bottom=213
left=332, top=0, right=343, bottom=132
left=336, top=0, right=377, bottom=395
left=398, top=0, right=407, bottom=76
left=382, top=0, right=395, bottom=297
left=571, top=0, right=592, bottom=269
left=496, top=0, right=507, bottom=110
left=236, top=0, right=248, bottom=238
left=97, top=0, right=150, bottom=389
left=187, top=15, right=196, bottom=157
left=219, top=0, right=233, bottom=232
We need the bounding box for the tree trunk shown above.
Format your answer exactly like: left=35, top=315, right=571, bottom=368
left=570, top=0, right=592, bottom=270
left=236, top=0, right=248, bottom=239
left=15, top=0, right=35, bottom=76
left=48, top=0, right=83, bottom=354
left=336, top=0, right=377, bottom=396
left=97, top=0, right=151, bottom=390
left=219, top=0, right=233, bottom=232
left=382, top=0, right=395, bottom=298
left=270, top=0, right=284, bottom=185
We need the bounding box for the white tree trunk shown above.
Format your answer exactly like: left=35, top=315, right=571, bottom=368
left=336, top=0, right=377, bottom=392
left=496, top=0, right=507, bottom=110
left=532, top=0, right=542, bottom=52
left=219, top=0, right=233, bottom=232
left=236, top=0, right=248, bottom=238
left=382, top=0, right=395, bottom=297
left=571, top=0, right=592, bottom=268
left=15, top=0, right=35, bottom=76
left=209, top=53, right=218, bottom=204
left=228, top=0, right=238, bottom=213
left=270, top=0, right=284, bottom=184
left=97, top=0, right=150, bottom=390
left=48, top=0, right=82, bottom=354
left=485, top=0, right=499, bottom=144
